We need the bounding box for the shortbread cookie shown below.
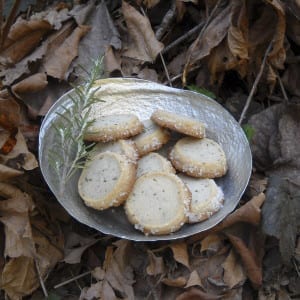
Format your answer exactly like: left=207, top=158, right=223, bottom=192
left=169, top=137, right=227, bottom=178
left=84, top=114, right=143, bottom=142
left=78, top=152, right=136, bottom=210
left=151, top=109, right=205, bottom=138
left=136, top=152, right=175, bottom=178
left=178, top=174, right=224, bottom=223
left=125, top=172, right=191, bottom=235
left=133, top=119, right=170, bottom=156
left=90, top=139, right=139, bottom=162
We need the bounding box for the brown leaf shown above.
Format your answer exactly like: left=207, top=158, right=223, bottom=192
left=0, top=256, right=40, bottom=300
left=188, top=193, right=265, bottom=243
left=170, top=242, right=190, bottom=269
left=146, top=250, right=165, bottom=276
left=226, top=233, right=262, bottom=287
left=222, top=249, right=246, bottom=288
left=185, top=270, right=204, bottom=288
left=104, top=46, right=123, bottom=77
left=12, top=73, right=48, bottom=95
left=122, top=1, right=164, bottom=62
left=162, top=276, right=187, bottom=287
left=137, top=67, right=159, bottom=82
left=143, top=0, right=161, bottom=8
left=0, top=98, right=20, bottom=131
left=176, top=287, right=221, bottom=300
left=200, top=234, right=224, bottom=255
left=1, top=18, right=52, bottom=64
left=42, top=25, right=90, bottom=80
left=0, top=164, right=23, bottom=181
left=102, top=280, right=119, bottom=300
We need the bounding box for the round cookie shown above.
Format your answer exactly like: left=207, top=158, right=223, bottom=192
left=151, top=109, right=205, bottom=138
left=133, top=119, right=170, bottom=156
left=136, top=152, right=175, bottom=178
left=84, top=114, right=143, bottom=142
left=78, top=152, right=136, bottom=210
left=178, top=174, right=224, bottom=223
left=125, top=172, right=191, bottom=235
left=169, top=137, right=227, bottom=178
left=90, top=139, right=139, bottom=162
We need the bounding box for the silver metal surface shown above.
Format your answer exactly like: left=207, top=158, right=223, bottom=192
left=39, top=78, right=252, bottom=241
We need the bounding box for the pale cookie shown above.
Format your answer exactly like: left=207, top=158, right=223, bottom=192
left=133, top=119, right=170, bottom=156
left=178, top=174, right=224, bottom=223
left=136, top=152, right=175, bottom=178
left=84, top=114, right=143, bottom=142
left=90, top=139, right=139, bottom=162
left=125, top=172, right=191, bottom=235
left=78, top=152, right=136, bottom=210
left=151, top=109, right=205, bottom=138
left=169, top=137, right=227, bottom=178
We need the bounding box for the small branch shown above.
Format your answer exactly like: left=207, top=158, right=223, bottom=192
left=54, top=271, right=91, bottom=289
left=163, top=65, right=200, bottom=85
left=238, top=41, right=273, bottom=124
left=155, top=0, right=176, bottom=41
left=160, top=52, right=172, bottom=87
left=162, top=22, right=205, bottom=55
left=35, top=259, right=48, bottom=298
left=1, top=0, right=21, bottom=48
left=182, top=0, right=222, bottom=86
left=276, top=70, right=289, bottom=103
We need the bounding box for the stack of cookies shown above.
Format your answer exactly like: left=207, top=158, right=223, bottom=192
left=78, top=110, right=227, bottom=236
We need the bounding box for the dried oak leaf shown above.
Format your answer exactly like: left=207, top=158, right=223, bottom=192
left=162, top=276, right=187, bottom=287
left=262, top=175, right=300, bottom=266
left=0, top=164, right=23, bottom=181
left=12, top=73, right=48, bottom=95
left=185, top=270, right=204, bottom=288
left=122, top=1, right=164, bottom=62
left=169, top=242, right=190, bottom=269
left=146, top=250, right=165, bottom=276
left=42, top=25, right=90, bottom=80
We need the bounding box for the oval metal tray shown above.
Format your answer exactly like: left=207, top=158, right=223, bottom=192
left=39, top=78, right=252, bottom=241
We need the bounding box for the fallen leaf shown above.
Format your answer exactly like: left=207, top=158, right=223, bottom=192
left=102, top=280, right=119, bottom=300
left=42, top=25, right=90, bottom=80
left=286, top=3, right=300, bottom=46
left=176, top=287, right=221, bottom=300
left=222, top=249, right=246, bottom=288
left=92, top=266, right=105, bottom=281
left=282, top=63, right=300, bottom=99
left=80, top=281, right=103, bottom=300
left=200, top=234, right=224, bottom=256
left=162, top=276, right=187, bottom=287
left=104, top=46, right=123, bottom=77
left=143, top=0, right=161, bottom=8
left=63, top=232, right=100, bottom=264
left=0, top=164, right=23, bottom=181
left=0, top=98, right=20, bottom=131
left=0, top=256, right=39, bottom=300
left=69, top=0, right=96, bottom=25
left=12, top=73, right=48, bottom=95
left=146, top=250, right=165, bottom=276
left=71, top=1, right=121, bottom=81
left=170, top=242, right=190, bottom=269
left=185, top=270, right=203, bottom=288
left=0, top=18, right=52, bottom=64
left=137, top=67, right=159, bottom=82
left=122, top=1, right=164, bottom=62
left=262, top=176, right=300, bottom=266
left=225, top=232, right=262, bottom=287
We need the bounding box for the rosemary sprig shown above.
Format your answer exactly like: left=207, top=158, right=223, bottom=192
left=48, top=57, right=104, bottom=193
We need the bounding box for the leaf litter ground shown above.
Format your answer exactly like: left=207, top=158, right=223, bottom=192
left=0, top=0, right=299, bottom=299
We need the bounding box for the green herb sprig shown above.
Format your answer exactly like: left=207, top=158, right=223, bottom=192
left=48, top=57, right=104, bottom=193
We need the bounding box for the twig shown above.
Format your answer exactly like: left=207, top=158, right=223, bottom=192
left=163, top=65, right=200, bottom=85
left=238, top=41, right=273, bottom=124
left=1, top=0, right=21, bottom=48
left=160, top=52, right=172, bottom=87
left=54, top=271, right=91, bottom=289
left=155, top=0, right=176, bottom=41
left=162, top=22, right=205, bottom=55
left=182, top=0, right=222, bottom=86
left=35, top=259, right=49, bottom=298
left=276, top=70, right=289, bottom=103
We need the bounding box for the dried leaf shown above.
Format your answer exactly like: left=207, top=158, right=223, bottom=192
left=143, top=0, right=161, bottom=8
left=0, top=98, right=20, bottom=131
left=80, top=281, right=103, bottom=300
left=0, top=18, right=52, bottom=64
left=102, top=280, right=119, bottom=300
left=176, top=287, right=221, bottom=300
left=92, top=266, right=105, bottom=281
left=185, top=270, right=203, bottom=288
left=146, top=250, right=165, bottom=276
left=0, top=164, right=23, bottom=181
left=72, top=1, right=121, bottom=80
left=200, top=234, right=224, bottom=255
left=170, top=242, right=190, bottom=269
left=226, top=233, right=262, bottom=287
left=162, top=276, right=187, bottom=287
left=63, top=232, right=99, bottom=264
left=222, top=249, right=246, bottom=288
left=104, top=46, right=123, bottom=77
left=262, top=176, right=300, bottom=265
left=0, top=256, right=39, bottom=299
left=137, top=67, right=159, bottom=82
left=42, top=25, right=90, bottom=80
left=12, top=73, right=48, bottom=95
left=282, top=63, right=300, bottom=98
left=122, top=1, right=164, bottom=62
